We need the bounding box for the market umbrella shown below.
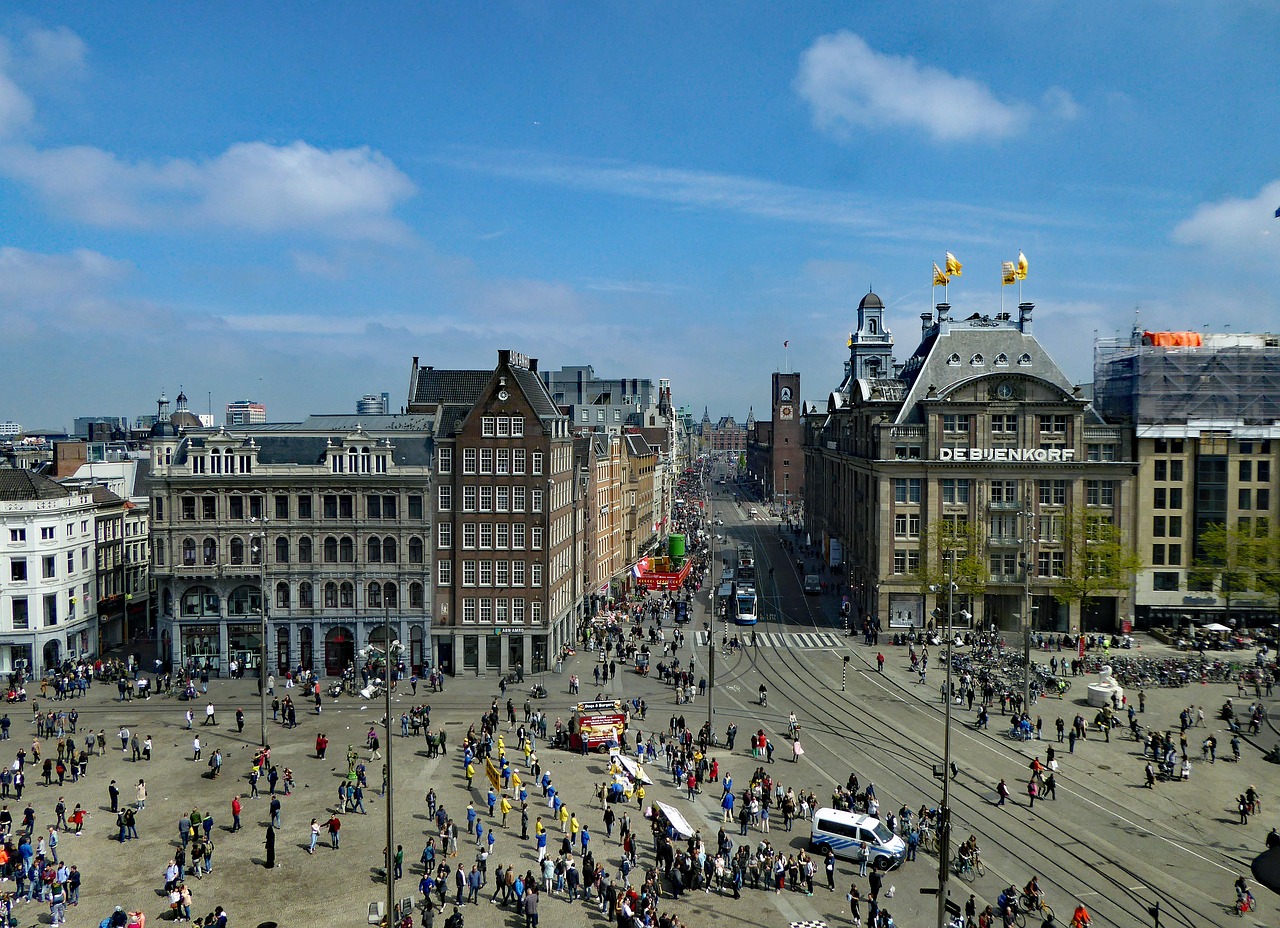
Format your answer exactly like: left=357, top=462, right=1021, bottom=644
left=1201, top=622, right=1231, bottom=633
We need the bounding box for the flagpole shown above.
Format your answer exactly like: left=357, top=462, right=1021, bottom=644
left=1000, top=263, right=1005, bottom=316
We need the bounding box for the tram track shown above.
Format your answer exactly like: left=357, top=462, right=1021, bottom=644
left=701, top=507, right=1235, bottom=928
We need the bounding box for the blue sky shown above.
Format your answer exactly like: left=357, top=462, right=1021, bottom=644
left=1, top=2, right=1278, bottom=430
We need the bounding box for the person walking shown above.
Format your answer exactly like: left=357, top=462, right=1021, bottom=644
left=136, top=779, right=147, bottom=811
left=996, top=779, right=1009, bottom=807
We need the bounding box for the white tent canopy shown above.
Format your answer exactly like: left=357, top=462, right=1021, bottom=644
left=1200, top=622, right=1231, bottom=632
left=654, top=800, right=696, bottom=838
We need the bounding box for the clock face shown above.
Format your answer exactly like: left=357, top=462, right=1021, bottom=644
left=497, top=389, right=509, bottom=401
left=780, top=387, right=792, bottom=401
left=996, top=383, right=1013, bottom=400
left=779, top=405, right=793, bottom=420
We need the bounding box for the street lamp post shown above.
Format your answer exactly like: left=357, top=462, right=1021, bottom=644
left=250, top=519, right=270, bottom=747
left=384, top=603, right=397, bottom=927
left=930, top=551, right=968, bottom=928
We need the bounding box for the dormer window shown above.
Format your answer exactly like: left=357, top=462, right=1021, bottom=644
left=1018, top=353, right=1032, bottom=367
left=947, top=353, right=961, bottom=366
left=868, top=319, right=878, bottom=335
left=971, top=353, right=985, bottom=366
left=995, top=353, right=1008, bottom=366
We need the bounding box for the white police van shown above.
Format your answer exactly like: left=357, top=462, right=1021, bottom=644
left=809, top=808, right=905, bottom=870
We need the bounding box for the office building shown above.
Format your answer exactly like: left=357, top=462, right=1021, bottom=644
left=225, top=400, right=267, bottom=427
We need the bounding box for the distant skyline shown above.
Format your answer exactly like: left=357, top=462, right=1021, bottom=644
left=2, top=4, right=1278, bottom=430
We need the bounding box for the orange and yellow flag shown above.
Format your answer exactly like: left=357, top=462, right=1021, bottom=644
left=932, top=263, right=949, bottom=287
left=945, top=252, right=963, bottom=276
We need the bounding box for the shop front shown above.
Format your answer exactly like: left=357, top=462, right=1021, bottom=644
left=179, top=623, right=222, bottom=673
left=227, top=622, right=262, bottom=676
left=324, top=626, right=355, bottom=676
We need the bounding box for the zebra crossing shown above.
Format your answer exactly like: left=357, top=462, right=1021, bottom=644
left=696, top=630, right=848, bottom=650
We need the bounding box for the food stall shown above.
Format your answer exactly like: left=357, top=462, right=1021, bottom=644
left=569, top=699, right=629, bottom=752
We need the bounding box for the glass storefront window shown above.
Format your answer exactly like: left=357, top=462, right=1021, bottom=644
left=485, top=634, right=501, bottom=670
left=462, top=636, right=479, bottom=671
left=507, top=634, right=524, bottom=676
left=180, top=624, right=221, bottom=672
left=532, top=636, right=548, bottom=673
left=227, top=622, right=263, bottom=671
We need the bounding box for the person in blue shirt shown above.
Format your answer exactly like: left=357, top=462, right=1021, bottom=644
left=487, top=788, right=498, bottom=816
left=466, top=802, right=478, bottom=833
left=580, top=825, right=590, bottom=854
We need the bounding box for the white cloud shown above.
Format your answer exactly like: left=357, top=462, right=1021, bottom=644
left=0, top=246, right=169, bottom=337
left=21, top=26, right=86, bottom=78
left=1172, top=180, right=1280, bottom=258
left=0, top=63, right=33, bottom=137
left=794, top=31, right=1031, bottom=142
left=0, top=140, right=417, bottom=240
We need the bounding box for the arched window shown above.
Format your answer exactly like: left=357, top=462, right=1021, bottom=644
left=340, top=537, right=355, bottom=563
left=276, top=582, right=291, bottom=609
left=367, top=537, right=382, bottom=563
left=409, top=582, right=424, bottom=608
left=324, top=582, right=338, bottom=608
left=250, top=536, right=263, bottom=565
left=340, top=581, right=354, bottom=608
left=868, top=318, right=877, bottom=334
left=361, top=447, right=371, bottom=473
left=408, top=537, right=424, bottom=564
left=947, top=353, right=961, bottom=366
left=384, top=582, right=398, bottom=608
left=230, top=537, right=245, bottom=565
left=202, top=537, right=218, bottom=566
left=383, top=537, right=397, bottom=563
left=275, top=536, right=290, bottom=563
left=181, top=585, right=218, bottom=617
left=227, top=584, right=262, bottom=616
left=367, top=582, right=382, bottom=608
left=994, top=353, right=1009, bottom=366
left=153, top=539, right=166, bottom=566
left=299, top=582, right=314, bottom=609
left=323, top=536, right=338, bottom=563
left=298, top=536, right=313, bottom=563
left=182, top=538, right=197, bottom=566
left=1018, top=353, right=1032, bottom=366
left=971, top=353, right=984, bottom=366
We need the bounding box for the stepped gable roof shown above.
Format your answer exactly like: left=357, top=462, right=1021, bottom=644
left=0, top=470, right=72, bottom=501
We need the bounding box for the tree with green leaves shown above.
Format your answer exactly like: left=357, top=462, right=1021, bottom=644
left=913, top=515, right=987, bottom=619
left=1190, top=521, right=1269, bottom=627
left=1053, top=507, right=1143, bottom=623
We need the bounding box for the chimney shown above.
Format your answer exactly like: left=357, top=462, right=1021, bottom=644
left=921, top=312, right=934, bottom=337
left=529, top=358, right=538, bottom=373
left=1018, top=302, right=1034, bottom=333
left=498, top=349, right=511, bottom=366
left=936, top=302, right=951, bottom=321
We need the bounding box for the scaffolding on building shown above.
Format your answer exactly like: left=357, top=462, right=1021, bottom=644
left=1094, top=332, right=1280, bottom=425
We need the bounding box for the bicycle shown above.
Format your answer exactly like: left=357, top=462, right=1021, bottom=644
left=1015, top=893, right=1054, bottom=927
left=953, top=854, right=985, bottom=880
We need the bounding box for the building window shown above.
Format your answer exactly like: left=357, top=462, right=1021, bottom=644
left=340, top=582, right=354, bottom=608
left=437, top=560, right=452, bottom=586
left=942, top=414, right=970, bottom=434
left=511, top=417, right=524, bottom=437
left=513, top=449, right=527, bottom=475
left=1153, top=572, right=1179, bottom=592
left=1168, top=544, right=1182, bottom=565
left=409, top=583, right=424, bottom=608
left=462, top=598, right=476, bottom=623
left=532, top=452, right=544, bottom=475
left=990, top=552, right=1017, bottom=576
left=1154, top=460, right=1167, bottom=482
left=462, top=561, right=477, bottom=586
left=298, top=495, right=312, bottom=519
left=478, top=561, right=494, bottom=586
left=1258, top=489, right=1271, bottom=510
left=1086, top=480, right=1115, bottom=507
left=893, top=550, right=907, bottom=575
left=991, top=414, right=1018, bottom=436
left=512, top=560, right=526, bottom=586
left=479, top=448, right=493, bottom=474
left=463, top=487, right=477, bottom=512
left=941, top=479, right=970, bottom=504
left=275, top=537, right=290, bottom=563
left=496, top=523, right=510, bottom=549
left=1239, top=488, right=1253, bottom=510
left=437, top=523, right=452, bottom=549
left=479, top=523, right=494, bottom=549
left=438, top=447, right=453, bottom=474
left=276, top=583, right=291, bottom=609
left=298, top=537, right=313, bottom=563
left=513, top=524, right=526, bottom=549
left=1153, top=516, right=1165, bottom=537
left=946, top=354, right=961, bottom=366
left=482, top=416, right=496, bottom=437
left=893, top=478, right=922, bottom=504
left=41, top=527, right=54, bottom=541
left=299, top=582, right=313, bottom=608
left=1153, top=488, right=1166, bottom=509
left=43, top=593, right=57, bottom=627
left=531, top=563, right=543, bottom=587
left=1038, top=480, right=1067, bottom=506
left=323, top=537, right=338, bottom=563
left=462, top=523, right=477, bottom=549
left=893, top=513, right=920, bottom=539
left=970, top=354, right=984, bottom=366
left=479, top=486, right=494, bottom=512
left=531, top=527, right=543, bottom=549
left=367, top=537, right=382, bottom=563
left=9, top=558, right=26, bottom=582
left=990, top=480, right=1018, bottom=504
left=1038, top=415, right=1068, bottom=435
left=437, top=486, right=453, bottom=512
left=340, top=537, right=354, bottom=562
left=1152, top=544, right=1165, bottom=566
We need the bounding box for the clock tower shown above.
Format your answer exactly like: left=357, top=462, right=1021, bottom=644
left=772, top=371, right=803, bottom=513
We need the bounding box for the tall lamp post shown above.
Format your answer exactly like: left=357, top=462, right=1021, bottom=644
left=383, top=606, right=399, bottom=927
left=705, top=469, right=715, bottom=733
left=250, top=519, right=270, bottom=747
left=930, top=552, right=971, bottom=928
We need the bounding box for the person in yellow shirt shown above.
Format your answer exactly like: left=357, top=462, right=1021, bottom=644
left=499, top=796, right=512, bottom=826
left=635, top=783, right=646, bottom=808
left=465, top=762, right=475, bottom=790
left=535, top=816, right=545, bottom=837
left=570, top=814, right=580, bottom=842
left=558, top=804, right=571, bottom=834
